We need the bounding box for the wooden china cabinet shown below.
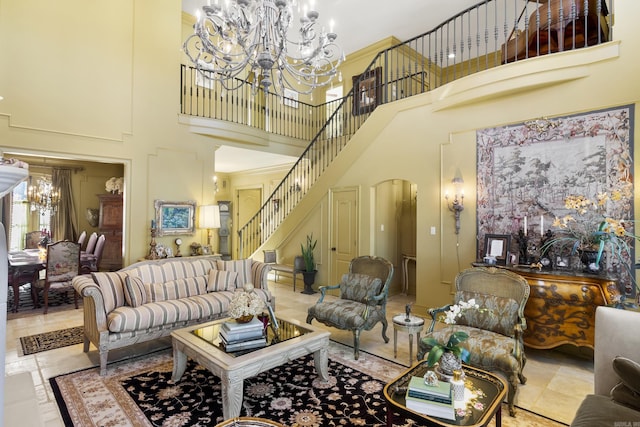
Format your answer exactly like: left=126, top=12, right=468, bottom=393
left=97, top=193, right=123, bottom=270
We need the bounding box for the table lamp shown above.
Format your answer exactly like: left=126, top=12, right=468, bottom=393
left=199, top=205, right=221, bottom=249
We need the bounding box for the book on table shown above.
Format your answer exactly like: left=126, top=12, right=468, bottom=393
left=220, top=336, right=267, bottom=352
left=407, top=376, right=452, bottom=403
left=222, top=317, right=264, bottom=333
left=220, top=326, right=265, bottom=343
left=405, top=392, right=455, bottom=420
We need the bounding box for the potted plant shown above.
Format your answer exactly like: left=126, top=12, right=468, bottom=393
left=300, top=233, right=317, bottom=294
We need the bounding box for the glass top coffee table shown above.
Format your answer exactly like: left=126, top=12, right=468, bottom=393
left=171, top=315, right=330, bottom=420
left=383, top=360, right=507, bottom=427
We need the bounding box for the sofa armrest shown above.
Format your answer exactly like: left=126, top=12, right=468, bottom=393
left=594, top=306, right=640, bottom=396
left=72, top=275, right=109, bottom=332
left=251, top=260, right=271, bottom=293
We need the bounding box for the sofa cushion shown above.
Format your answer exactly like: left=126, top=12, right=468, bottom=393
left=217, top=259, right=252, bottom=288
left=132, top=264, right=165, bottom=284
left=424, top=324, right=519, bottom=375
left=91, top=271, right=130, bottom=313
left=207, top=269, right=238, bottom=292
left=161, top=258, right=217, bottom=280
left=144, top=277, right=208, bottom=302
left=339, top=273, right=382, bottom=304
left=613, top=356, right=640, bottom=394
left=455, top=290, right=519, bottom=338
left=570, top=394, right=640, bottom=427
left=107, top=298, right=205, bottom=333
left=124, top=275, right=147, bottom=308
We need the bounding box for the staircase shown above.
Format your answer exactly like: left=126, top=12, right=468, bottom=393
left=179, top=0, right=612, bottom=259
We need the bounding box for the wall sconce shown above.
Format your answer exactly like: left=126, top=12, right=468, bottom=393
left=290, top=179, right=301, bottom=193
left=272, top=198, right=280, bottom=212
left=213, top=175, right=219, bottom=193
left=445, top=177, right=464, bottom=234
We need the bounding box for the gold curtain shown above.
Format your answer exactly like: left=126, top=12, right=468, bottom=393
left=51, top=168, right=78, bottom=241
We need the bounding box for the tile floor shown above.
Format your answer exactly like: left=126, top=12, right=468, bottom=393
left=4, top=280, right=593, bottom=426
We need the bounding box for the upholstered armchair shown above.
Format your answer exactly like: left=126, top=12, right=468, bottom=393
left=306, top=256, right=394, bottom=360
left=417, top=267, right=530, bottom=417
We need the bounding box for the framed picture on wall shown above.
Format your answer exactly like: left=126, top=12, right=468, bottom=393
left=154, top=200, right=196, bottom=236
left=483, top=234, right=511, bottom=265
left=352, top=67, right=382, bottom=115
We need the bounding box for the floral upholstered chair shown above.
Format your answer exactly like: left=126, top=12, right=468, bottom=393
left=306, top=256, right=394, bottom=360
left=36, top=240, right=81, bottom=314
left=417, top=267, right=530, bottom=417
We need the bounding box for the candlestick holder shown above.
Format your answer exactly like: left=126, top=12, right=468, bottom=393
left=146, top=227, right=160, bottom=260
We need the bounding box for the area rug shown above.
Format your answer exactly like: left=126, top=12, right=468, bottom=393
left=19, top=326, right=84, bottom=356
left=8, top=283, right=82, bottom=320
left=50, top=342, right=566, bottom=427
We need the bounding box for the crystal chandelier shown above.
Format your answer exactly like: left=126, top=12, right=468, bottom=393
left=183, top=0, right=344, bottom=96
left=27, top=176, right=60, bottom=216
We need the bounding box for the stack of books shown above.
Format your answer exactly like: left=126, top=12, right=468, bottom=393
left=219, top=318, right=267, bottom=352
left=405, top=376, right=455, bottom=420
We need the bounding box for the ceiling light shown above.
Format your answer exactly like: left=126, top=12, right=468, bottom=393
left=183, top=0, right=345, bottom=96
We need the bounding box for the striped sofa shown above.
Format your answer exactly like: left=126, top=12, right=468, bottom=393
left=72, top=256, right=272, bottom=375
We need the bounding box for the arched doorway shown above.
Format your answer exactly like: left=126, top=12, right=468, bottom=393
left=374, top=179, right=417, bottom=295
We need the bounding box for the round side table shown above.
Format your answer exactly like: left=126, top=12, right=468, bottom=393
left=392, top=314, right=425, bottom=365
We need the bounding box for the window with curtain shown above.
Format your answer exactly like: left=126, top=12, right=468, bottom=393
left=9, top=177, right=52, bottom=251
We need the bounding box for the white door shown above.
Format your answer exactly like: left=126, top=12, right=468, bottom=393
left=330, top=187, right=358, bottom=292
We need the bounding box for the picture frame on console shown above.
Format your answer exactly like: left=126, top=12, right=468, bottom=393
left=154, top=200, right=196, bottom=236
left=483, top=234, right=511, bottom=265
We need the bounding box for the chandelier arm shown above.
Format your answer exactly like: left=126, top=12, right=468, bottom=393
left=183, top=0, right=343, bottom=95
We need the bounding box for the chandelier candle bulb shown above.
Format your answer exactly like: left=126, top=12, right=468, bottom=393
left=540, top=215, right=544, bottom=237
left=524, top=216, right=527, bottom=236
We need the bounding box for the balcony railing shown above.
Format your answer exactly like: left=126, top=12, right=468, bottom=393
left=179, top=0, right=613, bottom=259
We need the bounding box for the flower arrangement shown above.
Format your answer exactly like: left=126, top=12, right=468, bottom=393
left=228, top=283, right=264, bottom=319
left=424, top=299, right=480, bottom=369
left=541, top=191, right=640, bottom=299
left=105, top=177, right=124, bottom=194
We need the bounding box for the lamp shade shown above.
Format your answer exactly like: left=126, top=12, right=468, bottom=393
left=199, top=205, right=221, bottom=229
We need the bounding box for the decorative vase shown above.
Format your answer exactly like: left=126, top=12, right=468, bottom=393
left=436, top=351, right=463, bottom=382
left=235, top=314, right=254, bottom=323
left=580, top=249, right=603, bottom=273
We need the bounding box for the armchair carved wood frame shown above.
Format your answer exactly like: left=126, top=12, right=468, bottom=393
left=417, top=267, right=530, bottom=417
left=306, top=256, right=394, bottom=360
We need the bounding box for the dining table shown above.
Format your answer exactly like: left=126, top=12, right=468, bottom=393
left=8, top=249, right=44, bottom=312
left=7, top=247, right=96, bottom=312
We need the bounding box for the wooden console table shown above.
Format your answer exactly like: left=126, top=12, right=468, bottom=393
left=507, top=267, right=620, bottom=349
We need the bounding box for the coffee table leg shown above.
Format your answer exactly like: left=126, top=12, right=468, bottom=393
left=172, top=344, right=187, bottom=382
left=313, top=347, right=329, bottom=381
left=221, top=372, right=244, bottom=419
left=495, top=404, right=502, bottom=427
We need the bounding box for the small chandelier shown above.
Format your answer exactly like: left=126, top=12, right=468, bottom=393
left=183, top=0, right=344, bottom=96
left=27, top=176, right=60, bottom=216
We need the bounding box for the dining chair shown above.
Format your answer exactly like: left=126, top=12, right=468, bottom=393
left=77, top=231, right=87, bottom=249
left=81, top=234, right=105, bottom=274
left=24, top=230, right=46, bottom=249
left=37, top=240, right=81, bottom=314
left=84, top=232, right=98, bottom=254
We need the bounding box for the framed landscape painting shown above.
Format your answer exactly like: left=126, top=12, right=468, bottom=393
left=154, top=200, right=196, bottom=236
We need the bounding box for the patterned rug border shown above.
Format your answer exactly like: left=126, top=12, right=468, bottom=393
left=18, top=326, right=84, bottom=356
left=49, top=341, right=567, bottom=427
